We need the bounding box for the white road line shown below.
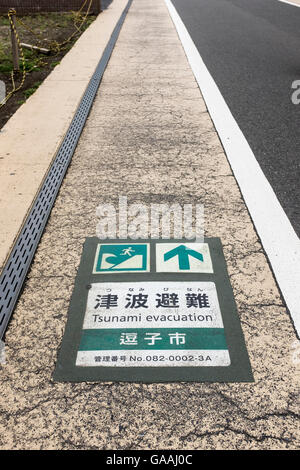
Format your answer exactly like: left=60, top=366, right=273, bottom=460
left=278, top=0, right=300, bottom=8
left=164, top=0, right=300, bottom=337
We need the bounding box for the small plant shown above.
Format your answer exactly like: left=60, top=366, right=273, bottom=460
left=23, top=81, right=42, bottom=99
left=0, top=43, right=12, bottom=73
left=50, top=60, right=61, bottom=68
left=0, top=16, right=10, bottom=26
left=0, top=60, right=13, bottom=73
left=0, top=10, right=97, bottom=120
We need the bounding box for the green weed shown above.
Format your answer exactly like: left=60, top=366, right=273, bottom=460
left=23, top=81, right=42, bottom=99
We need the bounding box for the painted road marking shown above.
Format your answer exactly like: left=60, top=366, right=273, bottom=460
left=76, top=350, right=230, bottom=368
left=156, top=242, right=213, bottom=273
left=278, top=0, right=300, bottom=7
left=93, top=243, right=150, bottom=273
left=82, top=281, right=224, bottom=329
left=76, top=281, right=229, bottom=367
left=165, top=0, right=300, bottom=337
left=54, top=238, right=253, bottom=382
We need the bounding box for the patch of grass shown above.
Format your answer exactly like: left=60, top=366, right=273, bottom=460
left=0, top=60, right=12, bottom=73
left=0, top=16, right=10, bottom=27
left=23, top=49, right=47, bottom=72
left=0, top=42, right=13, bottom=73
left=0, top=12, right=96, bottom=75
left=0, top=42, right=9, bottom=62
left=0, top=47, right=47, bottom=74
left=50, top=60, right=61, bottom=68
left=17, top=12, right=75, bottom=35
left=0, top=11, right=97, bottom=128
left=23, top=81, right=42, bottom=99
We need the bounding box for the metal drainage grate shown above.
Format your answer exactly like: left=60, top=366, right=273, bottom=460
left=0, top=0, right=133, bottom=340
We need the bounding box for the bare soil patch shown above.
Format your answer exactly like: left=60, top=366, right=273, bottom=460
left=0, top=11, right=97, bottom=129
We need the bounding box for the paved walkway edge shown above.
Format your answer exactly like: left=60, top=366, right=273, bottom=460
left=0, top=0, right=128, bottom=272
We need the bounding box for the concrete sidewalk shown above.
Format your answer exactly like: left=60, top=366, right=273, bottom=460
left=0, top=0, right=299, bottom=450
left=0, top=0, right=128, bottom=272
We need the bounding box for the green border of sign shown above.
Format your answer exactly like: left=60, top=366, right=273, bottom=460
left=53, top=238, right=253, bottom=383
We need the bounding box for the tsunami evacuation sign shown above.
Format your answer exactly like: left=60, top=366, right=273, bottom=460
left=76, top=281, right=230, bottom=368
left=54, top=238, right=253, bottom=383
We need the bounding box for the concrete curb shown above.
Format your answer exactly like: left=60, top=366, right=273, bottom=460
left=0, top=0, right=128, bottom=272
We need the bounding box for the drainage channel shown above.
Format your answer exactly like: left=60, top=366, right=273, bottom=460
left=0, top=0, right=133, bottom=340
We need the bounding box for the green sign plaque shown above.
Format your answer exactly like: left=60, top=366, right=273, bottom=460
left=53, top=238, right=253, bottom=382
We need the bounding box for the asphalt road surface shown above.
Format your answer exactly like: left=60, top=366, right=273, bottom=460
left=172, top=0, right=300, bottom=236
